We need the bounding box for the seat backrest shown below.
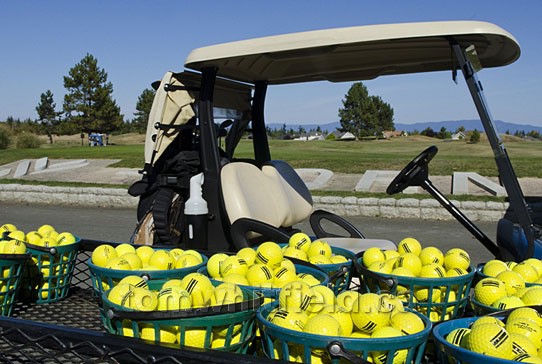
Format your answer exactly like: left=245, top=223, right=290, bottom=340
left=262, top=160, right=313, bottom=227
left=220, top=162, right=291, bottom=228
left=220, top=160, right=314, bottom=230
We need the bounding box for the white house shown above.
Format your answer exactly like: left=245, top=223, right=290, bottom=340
left=293, top=132, right=325, bottom=141
left=451, top=131, right=466, bottom=140
left=308, top=133, right=325, bottom=141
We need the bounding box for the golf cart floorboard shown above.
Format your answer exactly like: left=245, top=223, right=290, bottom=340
left=11, top=287, right=104, bottom=332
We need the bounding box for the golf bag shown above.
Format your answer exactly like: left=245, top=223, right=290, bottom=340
left=129, top=69, right=255, bottom=249
left=128, top=72, right=201, bottom=246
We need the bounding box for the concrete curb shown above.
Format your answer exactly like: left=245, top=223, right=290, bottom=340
left=0, top=184, right=509, bottom=221
left=0, top=184, right=138, bottom=208
left=312, top=196, right=508, bottom=222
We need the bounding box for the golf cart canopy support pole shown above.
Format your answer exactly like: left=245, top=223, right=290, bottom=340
left=198, top=67, right=227, bottom=251
left=452, top=42, right=537, bottom=258
left=252, top=81, right=271, bottom=164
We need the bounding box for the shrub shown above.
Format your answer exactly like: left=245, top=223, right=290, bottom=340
left=0, top=128, right=10, bottom=149
left=16, top=134, right=41, bottom=149
left=470, top=129, right=481, bottom=144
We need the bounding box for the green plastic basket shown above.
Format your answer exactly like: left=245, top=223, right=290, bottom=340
left=356, top=257, right=475, bottom=322
left=469, top=296, right=525, bottom=316
left=100, top=279, right=263, bottom=353
left=198, top=263, right=329, bottom=300
left=88, top=252, right=208, bottom=296
left=0, top=253, right=30, bottom=316
left=257, top=300, right=432, bottom=364
left=433, top=314, right=520, bottom=364
left=472, top=264, right=538, bottom=315
left=278, top=243, right=356, bottom=294
left=21, top=237, right=81, bottom=304
left=315, top=246, right=356, bottom=294
left=476, top=262, right=542, bottom=288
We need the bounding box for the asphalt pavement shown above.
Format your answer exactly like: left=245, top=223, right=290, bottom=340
left=0, top=202, right=497, bottom=266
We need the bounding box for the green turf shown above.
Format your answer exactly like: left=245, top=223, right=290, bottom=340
left=233, top=138, right=542, bottom=178
left=1, top=136, right=541, bottom=178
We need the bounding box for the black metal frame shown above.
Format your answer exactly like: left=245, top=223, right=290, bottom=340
left=199, top=68, right=228, bottom=251
left=451, top=42, right=539, bottom=258
left=386, top=42, right=540, bottom=260
left=198, top=71, right=275, bottom=251
left=252, top=81, right=272, bottom=164
left=0, top=317, right=279, bottom=364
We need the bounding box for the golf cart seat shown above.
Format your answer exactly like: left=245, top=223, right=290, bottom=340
left=220, top=161, right=313, bottom=241
left=221, top=160, right=396, bottom=251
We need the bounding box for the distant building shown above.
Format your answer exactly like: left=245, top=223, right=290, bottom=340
left=323, top=130, right=360, bottom=140
left=292, top=132, right=325, bottom=141
left=451, top=131, right=466, bottom=140
left=340, top=132, right=356, bottom=141
left=308, top=132, right=325, bottom=141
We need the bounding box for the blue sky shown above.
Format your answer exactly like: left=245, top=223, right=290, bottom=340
left=1, top=1, right=541, bottom=127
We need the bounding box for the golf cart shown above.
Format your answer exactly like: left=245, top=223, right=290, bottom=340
left=5, top=19, right=539, bottom=364
left=132, top=20, right=540, bottom=262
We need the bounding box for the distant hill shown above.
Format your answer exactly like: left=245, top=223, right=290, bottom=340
left=395, top=120, right=542, bottom=134
left=268, top=119, right=542, bottom=135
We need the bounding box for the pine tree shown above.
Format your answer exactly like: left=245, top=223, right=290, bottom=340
left=36, top=90, right=61, bottom=143
left=133, top=88, right=155, bottom=133
left=63, top=53, right=123, bottom=133
left=338, top=82, right=394, bottom=138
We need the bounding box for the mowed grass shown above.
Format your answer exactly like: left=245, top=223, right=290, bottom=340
left=1, top=134, right=541, bottom=177
left=0, top=144, right=144, bottom=168
left=236, top=136, right=542, bottom=177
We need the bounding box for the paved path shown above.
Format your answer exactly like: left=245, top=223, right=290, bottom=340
left=0, top=203, right=497, bottom=266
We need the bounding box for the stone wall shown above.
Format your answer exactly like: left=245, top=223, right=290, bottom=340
left=0, top=184, right=508, bottom=221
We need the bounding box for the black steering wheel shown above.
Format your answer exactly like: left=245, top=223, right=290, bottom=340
left=386, top=145, right=438, bottom=195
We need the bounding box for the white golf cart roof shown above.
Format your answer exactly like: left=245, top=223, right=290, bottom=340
left=185, top=20, right=520, bottom=84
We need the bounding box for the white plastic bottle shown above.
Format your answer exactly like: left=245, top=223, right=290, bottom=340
left=184, top=172, right=208, bottom=249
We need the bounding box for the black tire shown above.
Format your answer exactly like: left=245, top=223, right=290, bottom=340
left=136, top=189, right=157, bottom=221
left=135, top=187, right=186, bottom=246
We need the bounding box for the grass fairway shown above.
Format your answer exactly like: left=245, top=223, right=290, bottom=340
left=236, top=137, right=542, bottom=177
left=1, top=134, right=541, bottom=177
left=0, top=144, right=144, bottom=168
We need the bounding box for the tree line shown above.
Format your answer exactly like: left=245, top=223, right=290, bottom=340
left=1, top=53, right=154, bottom=143
left=4, top=67, right=394, bottom=143
left=2, top=55, right=541, bottom=145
